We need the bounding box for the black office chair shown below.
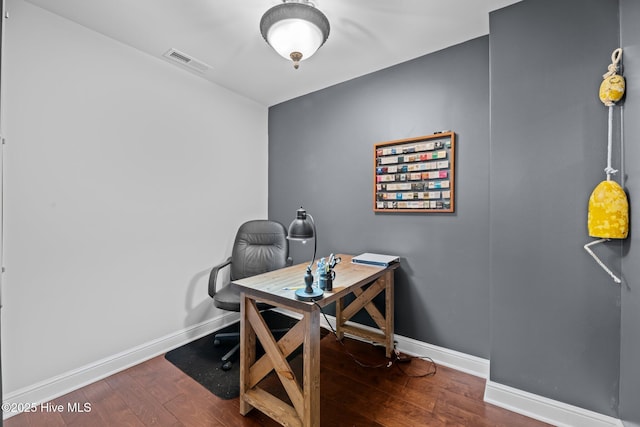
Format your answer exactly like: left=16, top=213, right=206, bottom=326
left=208, top=219, right=293, bottom=370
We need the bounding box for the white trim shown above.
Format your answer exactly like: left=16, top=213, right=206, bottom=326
left=3, top=311, right=239, bottom=420
left=4, top=310, right=625, bottom=427
left=318, top=314, right=623, bottom=426
left=484, top=381, right=624, bottom=427
left=394, top=333, right=490, bottom=379
left=318, top=314, right=490, bottom=379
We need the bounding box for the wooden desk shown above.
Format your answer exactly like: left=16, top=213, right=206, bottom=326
left=233, top=253, right=399, bottom=427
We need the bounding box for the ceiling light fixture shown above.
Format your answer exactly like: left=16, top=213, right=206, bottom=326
left=260, top=0, right=330, bottom=70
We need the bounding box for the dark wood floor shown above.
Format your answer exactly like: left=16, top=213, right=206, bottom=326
left=6, top=333, right=550, bottom=426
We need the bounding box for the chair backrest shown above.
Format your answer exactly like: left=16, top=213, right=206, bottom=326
left=230, top=220, right=289, bottom=281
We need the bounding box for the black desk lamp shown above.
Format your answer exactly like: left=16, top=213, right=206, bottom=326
left=287, top=207, right=324, bottom=301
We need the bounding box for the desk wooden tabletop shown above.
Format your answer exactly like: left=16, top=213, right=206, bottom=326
left=232, top=254, right=399, bottom=311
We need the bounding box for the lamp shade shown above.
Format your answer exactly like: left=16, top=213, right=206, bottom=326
left=287, top=207, right=315, bottom=239
left=287, top=207, right=322, bottom=301
left=588, top=180, right=629, bottom=239
left=260, top=1, right=330, bottom=69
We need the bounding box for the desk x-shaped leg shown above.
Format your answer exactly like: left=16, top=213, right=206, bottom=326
left=239, top=295, right=321, bottom=427
left=335, top=269, right=395, bottom=357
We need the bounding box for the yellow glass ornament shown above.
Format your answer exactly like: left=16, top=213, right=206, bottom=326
left=599, top=74, right=626, bottom=106
left=588, top=180, right=628, bottom=239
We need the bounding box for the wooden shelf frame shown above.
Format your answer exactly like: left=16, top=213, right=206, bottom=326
left=374, top=132, right=456, bottom=213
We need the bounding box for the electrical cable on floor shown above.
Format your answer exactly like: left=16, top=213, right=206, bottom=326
left=393, top=351, right=437, bottom=378
left=313, top=301, right=437, bottom=377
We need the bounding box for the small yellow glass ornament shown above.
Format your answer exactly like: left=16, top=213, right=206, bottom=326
left=599, top=74, right=625, bottom=106
left=599, top=48, right=625, bottom=106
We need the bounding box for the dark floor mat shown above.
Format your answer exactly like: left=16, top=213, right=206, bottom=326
left=164, top=310, right=302, bottom=399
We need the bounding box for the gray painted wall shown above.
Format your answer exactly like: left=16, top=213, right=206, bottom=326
left=489, top=0, right=621, bottom=417
left=269, top=36, right=492, bottom=358
left=269, top=0, right=637, bottom=420
left=620, top=1, right=640, bottom=426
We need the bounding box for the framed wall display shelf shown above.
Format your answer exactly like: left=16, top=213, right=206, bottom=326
left=374, top=132, right=456, bottom=213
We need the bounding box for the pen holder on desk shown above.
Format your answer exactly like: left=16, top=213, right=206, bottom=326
left=319, top=270, right=335, bottom=291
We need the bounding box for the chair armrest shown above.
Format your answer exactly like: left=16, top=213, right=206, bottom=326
left=208, top=256, right=232, bottom=298
left=286, top=256, right=293, bottom=267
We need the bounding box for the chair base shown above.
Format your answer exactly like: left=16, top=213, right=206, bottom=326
left=213, top=328, right=291, bottom=370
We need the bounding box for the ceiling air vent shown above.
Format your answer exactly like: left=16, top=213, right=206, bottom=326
left=163, top=48, right=211, bottom=73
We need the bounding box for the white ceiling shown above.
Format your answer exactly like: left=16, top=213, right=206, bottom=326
left=24, top=0, right=520, bottom=107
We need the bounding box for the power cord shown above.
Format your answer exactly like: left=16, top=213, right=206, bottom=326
left=312, top=301, right=437, bottom=377
left=392, top=347, right=437, bottom=378
left=313, top=301, right=390, bottom=368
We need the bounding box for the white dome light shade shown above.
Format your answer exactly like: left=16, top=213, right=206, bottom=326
left=260, top=2, right=330, bottom=69
left=267, top=18, right=324, bottom=61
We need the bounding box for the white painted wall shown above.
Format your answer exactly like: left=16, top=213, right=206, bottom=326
left=2, top=0, right=268, bottom=395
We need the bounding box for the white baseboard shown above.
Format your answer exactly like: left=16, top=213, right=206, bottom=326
left=393, top=333, right=490, bottom=379
left=317, top=313, right=490, bottom=378
left=4, top=310, right=625, bottom=427
left=484, top=380, right=624, bottom=427
left=319, top=314, right=623, bottom=427
left=3, top=311, right=240, bottom=420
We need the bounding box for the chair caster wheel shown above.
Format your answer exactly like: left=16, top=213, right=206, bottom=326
left=213, top=339, right=221, bottom=346
left=221, top=361, right=233, bottom=371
